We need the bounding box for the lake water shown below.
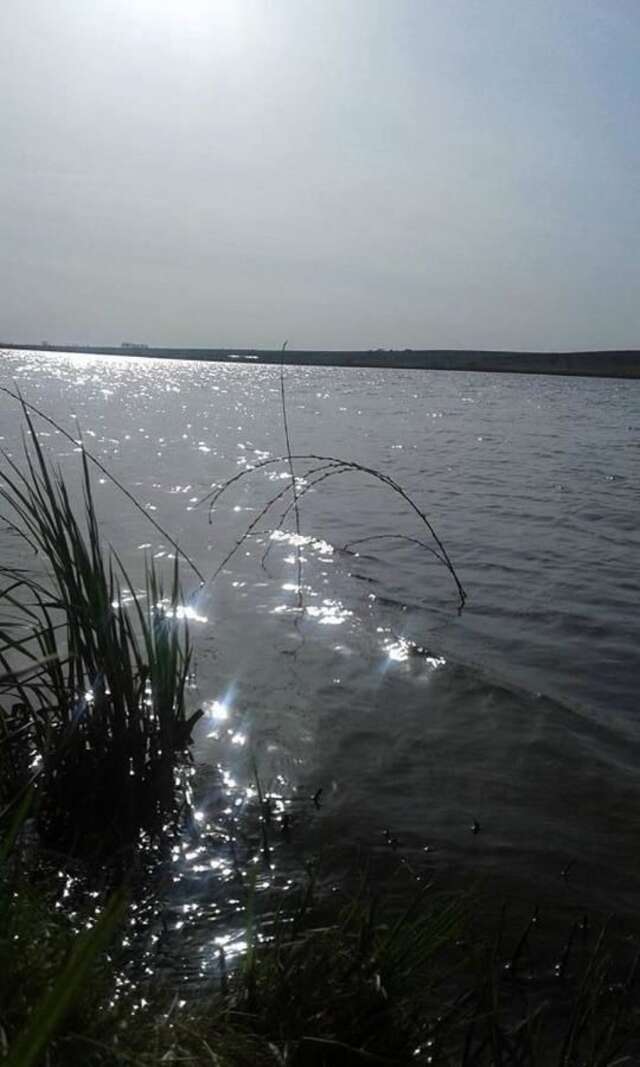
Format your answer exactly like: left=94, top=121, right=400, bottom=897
left=1, top=348, right=639, bottom=932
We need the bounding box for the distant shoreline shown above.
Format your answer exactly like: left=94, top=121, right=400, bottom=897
left=2, top=342, right=639, bottom=379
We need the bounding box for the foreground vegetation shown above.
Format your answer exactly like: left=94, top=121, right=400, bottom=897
left=0, top=406, right=200, bottom=851
left=1, top=408, right=639, bottom=1064
left=2, top=834, right=639, bottom=1066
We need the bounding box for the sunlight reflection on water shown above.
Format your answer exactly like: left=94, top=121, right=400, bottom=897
left=3, top=348, right=640, bottom=969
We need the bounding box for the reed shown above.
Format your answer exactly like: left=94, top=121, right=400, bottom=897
left=0, top=403, right=201, bottom=851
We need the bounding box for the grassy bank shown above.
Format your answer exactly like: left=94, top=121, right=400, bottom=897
left=2, top=826, right=639, bottom=1066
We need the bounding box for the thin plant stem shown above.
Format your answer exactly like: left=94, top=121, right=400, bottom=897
left=278, top=341, right=303, bottom=611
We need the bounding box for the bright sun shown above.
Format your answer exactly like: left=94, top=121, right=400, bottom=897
left=142, top=0, right=246, bottom=33
left=134, top=0, right=255, bottom=58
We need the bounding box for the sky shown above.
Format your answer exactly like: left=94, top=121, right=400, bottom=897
left=1, top=0, right=639, bottom=351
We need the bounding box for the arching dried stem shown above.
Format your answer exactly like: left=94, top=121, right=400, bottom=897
left=199, top=453, right=466, bottom=609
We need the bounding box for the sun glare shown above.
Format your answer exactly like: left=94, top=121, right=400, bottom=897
left=137, top=0, right=250, bottom=47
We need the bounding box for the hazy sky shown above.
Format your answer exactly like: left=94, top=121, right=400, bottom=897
left=1, top=0, right=638, bottom=350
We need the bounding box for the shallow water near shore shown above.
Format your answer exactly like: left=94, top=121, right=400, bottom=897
left=1, top=348, right=639, bottom=943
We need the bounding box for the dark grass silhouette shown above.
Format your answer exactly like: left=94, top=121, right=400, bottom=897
left=0, top=402, right=201, bottom=850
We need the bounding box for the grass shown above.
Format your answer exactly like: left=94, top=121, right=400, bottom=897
left=0, top=402, right=201, bottom=852
left=1, top=823, right=638, bottom=1067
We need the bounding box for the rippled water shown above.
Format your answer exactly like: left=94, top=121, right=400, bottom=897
left=1, top=349, right=639, bottom=938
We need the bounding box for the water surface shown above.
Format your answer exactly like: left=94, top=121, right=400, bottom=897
left=1, top=349, right=639, bottom=929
